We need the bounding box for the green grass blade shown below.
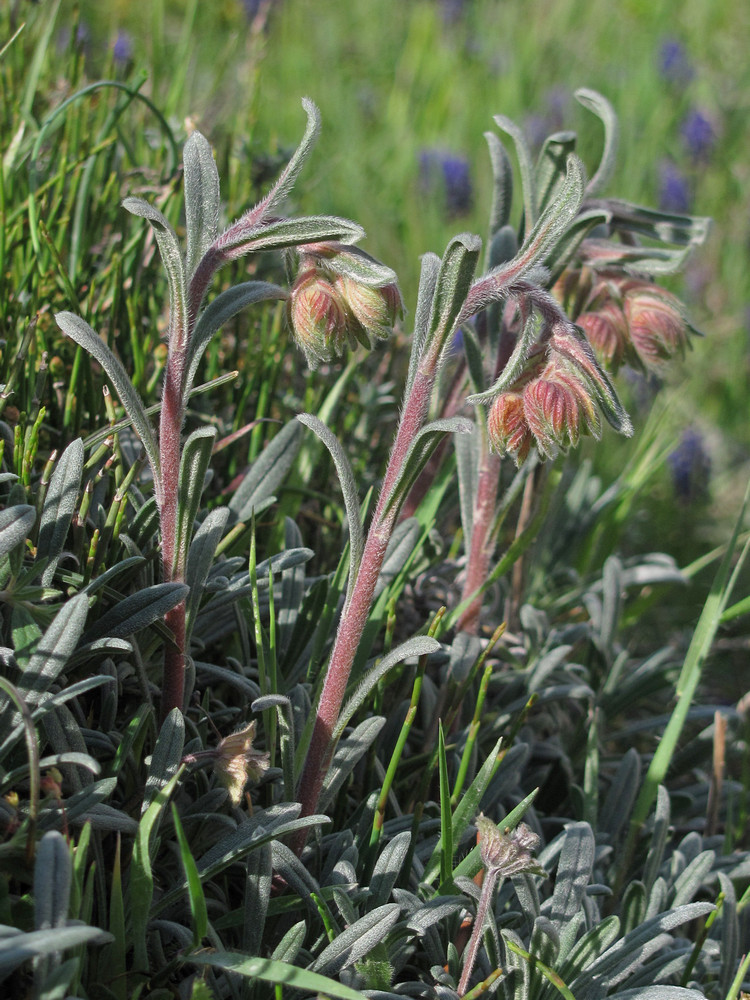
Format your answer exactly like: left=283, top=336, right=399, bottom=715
left=171, top=804, right=208, bottom=947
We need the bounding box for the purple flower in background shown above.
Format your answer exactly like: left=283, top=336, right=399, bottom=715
left=658, top=160, right=691, bottom=213
left=657, top=37, right=694, bottom=84
left=419, top=148, right=473, bottom=217
left=439, top=0, right=468, bottom=24
left=524, top=87, right=568, bottom=151
left=113, top=30, right=132, bottom=65
left=668, top=427, right=711, bottom=503
left=680, top=108, right=716, bottom=161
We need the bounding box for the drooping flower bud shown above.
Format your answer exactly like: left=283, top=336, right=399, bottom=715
left=212, top=721, right=270, bottom=806
left=623, top=284, right=690, bottom=372
left=523, top=361, right=601, bottom=458
left=287, top=267, right=350, bottom=368
left=476, top=813, right=546, bottom=879
left=334, top=275, right=404, bottom=346
left=487, top=391, right=534, bottom=466
left=577, top=300, right=631, bottom=371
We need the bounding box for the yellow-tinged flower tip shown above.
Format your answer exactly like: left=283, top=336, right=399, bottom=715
left=487, top=391, right=534, bottom=466
left=335, top=276, right=403, bottom=343
left=577, top=300, right=631, bottom=371
left=624, top=284, right=689, bottom=372
left=213, top=721, right=270, bottom=806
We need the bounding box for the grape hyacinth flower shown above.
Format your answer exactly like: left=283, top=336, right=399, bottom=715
left=112, top=30, right=132, bottom=66
left=668, top=427, right=710, bottom=502
left=681, top=108, right=716, bottom=162
left=657, top=37, right=694, bottom=84
left=658, top=160, right=691, bottom=213
left=419, top=148, right=473, bottom=217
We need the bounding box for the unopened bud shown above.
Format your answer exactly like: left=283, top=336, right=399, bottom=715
left=487, top=392, right=534, bottom=466
left=476, top=814, right=545, bottom=878
left=334, top=276, right=403, bottom=346
left=577, top=300, right=631, bottom=371
left=624, top=285, right=689, bottom=372
left=523, top=362, right=601, bottom=458
left=287, top=268, right=350, bottom=368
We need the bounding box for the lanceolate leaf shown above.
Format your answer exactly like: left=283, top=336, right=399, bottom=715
left=228, top=419, right=303, bottom=522
left=311, top=904, right=401, bottom=976
left=183, top=281, right=286, bottom=400
left=185, top=506, right=230, bottom=640
left=37, top=438, right=84, bottom=586
left=55, top=312, right=160, bottom=486
left=83, top=582, right=189, bottom=641
left=0, top=505, right=35, bottom=560
left=185, top=953, right=367, bottom=1000
left=174, top=425, right=217, bottom=577
left=485, top=130, right=514, bottom=236
left=297, top=413, right=364, bottom=607
left=122, top=197, right=188, bottom=349
left=220, top=215, right=366, bottom=258
left=424, top=234, right=481, bottom=365
left=183, top=129, right=220, bottom=279
left=17, top=592, right=89, bottom=710
left=576, top=88, right=620, bottom=196
left=493, top=113, right=538, bottom=233
left=34, top=831, right=71, bottom=930
left=254, top=96, right=322, bottom=221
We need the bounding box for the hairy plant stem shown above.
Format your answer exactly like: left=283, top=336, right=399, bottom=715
left=158, top=350, right=188, bottom=719
left=293, top=364, right=437, bottom=846
left=457, top=867, right=501, bottom=995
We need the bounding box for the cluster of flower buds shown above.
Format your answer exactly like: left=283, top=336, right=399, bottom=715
left=487, top=326, right=621, bottom=465
left=475, top=813, right=546, bottom=879
left=286, top=243, right=403, bottom=368
left=555, top=269, right=693, bottom=375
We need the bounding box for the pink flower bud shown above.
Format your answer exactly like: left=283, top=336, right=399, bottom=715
left=287, top=268, right=350, bottom=368
left=487, top=392, right=534, bottom=466
left=624, top=285, right=689, bottom=372
left=577, top=300, right=630, bottom=371
left=523, top=361, right=601, bottom=458
left=476, top=813, right=545, bottom=878
left=334, top=276, right=403, bottom=345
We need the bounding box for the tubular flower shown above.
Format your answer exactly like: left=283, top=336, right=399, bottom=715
left=334, top=275, right=404, bottom=347
left=577, top=300, right=631, bottom=371
left=487, top=391, right=534, bottom=465
left=523, top=361, right=601, bottom=458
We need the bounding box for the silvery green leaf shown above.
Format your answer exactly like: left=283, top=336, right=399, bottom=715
left=717, top=871, right=738, bottom=999
left=70, top=802, right=138, bottom=833
left=0, top=924, right=111, bottom=981
left=599, top=748, right=640, bottom=842
left=535, top=130, right=577, bottom=218
left=183, top=281, right=286, bottom=401
left=599, top=555, right=623, bottom=656
left=529, top=914, right=560, bottom=970
left=243, top=842, right=272, bottom=958
left=278, top=517, right=306, bottom=657
left=406, top=251, right=440, bottom=393
left=82, top=582, right=189, bottom=641
left=576, top=88, right=619, bottom=196
left=607, top=989, right=705, bottom=1000
left=39, top=778, right=118, bottom=830
left=622, top=880, right=648, bottom=936
left=221, top=214, right=365, bottom=257
left=229, top=419, right=303, bottom=522
left=34, top=831, right=71, bottom=930
left=55, top=312, right=160, bottom=484
left=142, top=708, right=185, bottom=815
left=573, top=902, right=715, bottom=992
left=37, top=438, right=83, bottom=586
left=270, top=840, right=325, bottom=917
left=122, top=196, right=188, bottom=346
left=380, top=417, right=473, bottom=523
left=493, top=113, right=538, bottom=233
left=368, top=831, right=412, bottom=909
left=334, top=637, right=439, bottom=744
left=79, top=556, right=146, bottom=597
left=559, top=913, right=621, bottom=980
left=319, top=243, right=398, bottom=286
left=670, top=850, right=715, bottom=907
left=311, top=904, right=400, bottom=976
left=447, top=631, right=482, bottom=684
left=406, top=897, right=466, bottom=934
left=183, top=129, right=220, bottom=278
left=185, top=506, right=230, bottom=640
left=320, top=716, right=385, bottom=812
left=270, top=920, right=307, bottom=964
left=425, top=234, right=481, bottom=364
left=258, top=96, right=321, bottom=219
left=0, top=504, right=35, bottom=559
left=297, top=413, right=363, bottom=607
left=66, top=637, right=132, bottom=671
left=174, top=425, right=217, bottom=576
left=485, top=130, right=513, bottom=236
left=455, top=420, right=478, bottom=547
left=185, top=952, right=365, bottom=1000
left=643, top=786, right=671, bottom=894
left=18, top=592, right=89, bottom=711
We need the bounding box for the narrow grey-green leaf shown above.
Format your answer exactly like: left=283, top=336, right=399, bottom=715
left=320, top=244, right=398, bottom=286
left=185, top=506, right=230, bottom=641
left=122, top=197, right=187, bottom=345
left=297, top=413, right=363, bottom=606
left=368, top=831, right=412, bottom=909
left=37, top=438, right=83, bottom=586
left=34, top=831, right=71, bottom=929
left=183, top=129, right=220, bottom=278
left=334, top=637, right=440, bottom=743
left=425, top=234, right=481, bottom=363
left=221, top=214, right=365, bottom=257
left=0, top=505, right=35, bottom=559
left=228, top=419, right=303, bottom=522
left=20, top=592, right=89, bottom=709
left=311, top=904, right=401, bottom=976
left=83, top=582, right=189, bottom=641
left=55, top=312, right=160, bottom=485
left=575, top=88, right=619, bottom=196
left=0, top=924, right=112, bottom=981
left=185, top=953, right=366, bottom=1000
left=183, top=281, right=286, bottom=401
left=548, top=823, right=595, bottom=928
left=142, top=708, right=185, bottom=815
left=406, top=251, right=440, bottom=394
left=455, top=422, right=479, bottom=548
left=485, top=130, right=514, bottom=236
left=535, top=130, right=577, bottom=217
left=174, top=425, right=217, bottom=576
left=493, top=113, right=537, bottom=234
left=260, top=96, right=322, bottom=219
left=320, top=717, right=385, bottom=812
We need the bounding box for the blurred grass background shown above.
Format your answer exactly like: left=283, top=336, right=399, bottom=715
left=5, top=0, right=750, bottom=575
